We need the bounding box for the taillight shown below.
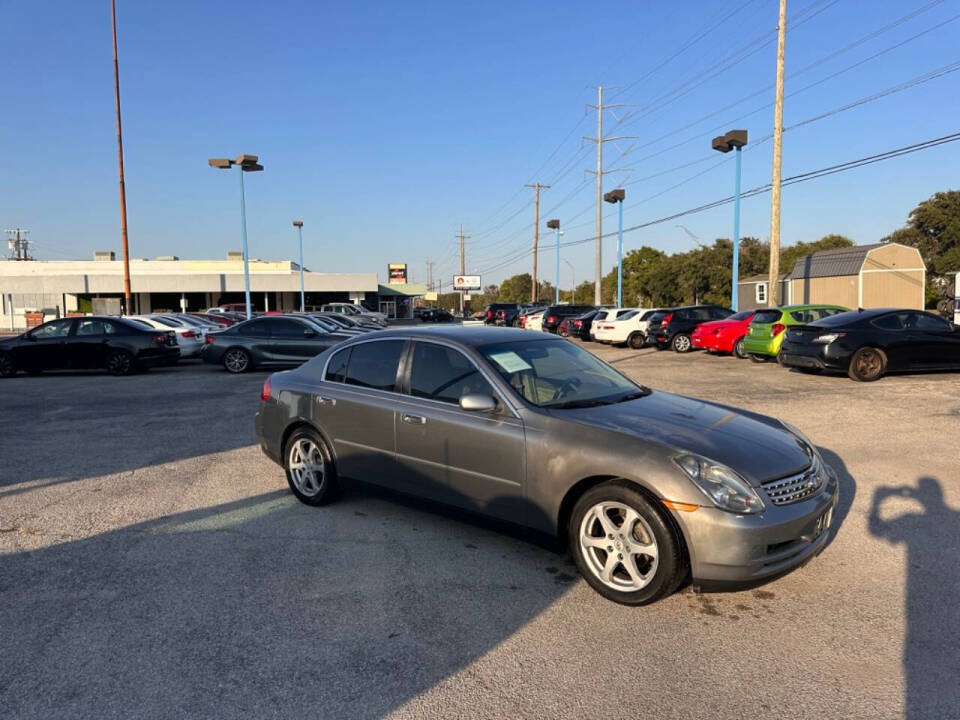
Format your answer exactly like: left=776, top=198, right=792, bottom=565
left=153, top=334, right=166, bottom=344
left=660, top=313, right=673, bottom=328
left=182, top=331, right=196, bottom=338
left=547, top=315, right=557, bottom=323
left=260, top=376, right=272, bottom=402
left=486, top=310, right=493, bottom=318
left=771, top=323, right=786, bottom=337
left=205, top=334, right=216, bottom=344
left=574, top=320, right=582, bottom=327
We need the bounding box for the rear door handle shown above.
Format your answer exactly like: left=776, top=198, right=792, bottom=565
left=401, top=413, right=426, bottom=425
left=316, top=395, right=337, bottom=406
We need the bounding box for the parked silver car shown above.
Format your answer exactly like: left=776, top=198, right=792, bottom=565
left=255, top=327, right=838, bottom=605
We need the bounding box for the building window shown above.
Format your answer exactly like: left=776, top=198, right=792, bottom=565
left=756, top=282, right=767, bottom=303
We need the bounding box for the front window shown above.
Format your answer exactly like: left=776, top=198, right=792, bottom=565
left=408, top=342, right=494, bottom=404
left=29, top=319, right=73, bottom=339
left=479, top=339, right=643, bottom=408
left=756, top=283, right=767, bottom=303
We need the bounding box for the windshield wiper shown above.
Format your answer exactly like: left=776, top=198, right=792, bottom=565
left=614, top=389, right=651, bottom=403
left=545, top=398, right=613, bottom=409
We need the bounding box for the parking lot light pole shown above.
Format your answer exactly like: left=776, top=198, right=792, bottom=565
left=603, top=189, right=625, bottom=307
left=209, top=155, right=263, bottom=319
left=712, top=130, right=748, bottom=310
left=547, top=219, right=561, bottom=304
left=293, top=220, right=305, bottom=312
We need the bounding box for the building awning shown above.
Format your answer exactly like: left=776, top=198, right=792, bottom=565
left=378, top=283, right=428, bottom=297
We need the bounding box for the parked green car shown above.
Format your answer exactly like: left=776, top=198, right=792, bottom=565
left=743, top=304, right=849, bottom=362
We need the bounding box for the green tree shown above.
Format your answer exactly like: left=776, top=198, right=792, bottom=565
left=883, top=190, right=960, bottom=273
left=497, top=273, right=533, bottom=303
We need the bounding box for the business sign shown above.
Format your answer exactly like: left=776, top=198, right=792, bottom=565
left=424, top=291, right=438, bottom=301
left=388, top=263, right=407, bottom=284
left=453, top=274, right=481, bottom=291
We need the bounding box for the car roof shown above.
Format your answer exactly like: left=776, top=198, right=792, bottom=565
left=341, top=325, right=554, bottom=347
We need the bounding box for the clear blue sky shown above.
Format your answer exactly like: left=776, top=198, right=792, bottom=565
left=3, top=0, right=959, bottom=287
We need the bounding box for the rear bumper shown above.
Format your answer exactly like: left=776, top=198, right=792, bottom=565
left=674, top=465, right=839, bottom=586
left=743, top=335, right=781, bottom=356
left=779, top=341, right=850, bottom=371
left=137, top=347, right=180, bottom=367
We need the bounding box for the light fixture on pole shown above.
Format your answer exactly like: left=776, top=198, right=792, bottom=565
left=547, top=219, right=562, bottom=304
left=711, top=129, right=748, bottom=311
left=208, top=155, right=264, bottom=319
left=292, top=220, right=305, bottom=312
left=603, top=189, right=625, bottom=307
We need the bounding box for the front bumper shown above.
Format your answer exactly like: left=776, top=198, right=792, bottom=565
left=673, top=465, right=839, bottom=586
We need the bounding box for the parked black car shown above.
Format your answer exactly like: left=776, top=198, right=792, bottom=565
left=421, top=308, right=455, bottom=323
left=494, top=306, right=522, bottom=326
left=780, top=308, right=960, bottom=381
left=567, top=309, right=602, bottom=340
left=646, top=305, right=734, bottom=352
left=0, top=316, right=179, bottom=377
left=482, top=302, right=520, bottom=325
left=540, top=304, right=596, bottom=334
left=201, top=315, right=351, bottom=373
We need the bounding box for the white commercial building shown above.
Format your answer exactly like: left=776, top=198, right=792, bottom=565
left=0, top=251, right=379, bottom=330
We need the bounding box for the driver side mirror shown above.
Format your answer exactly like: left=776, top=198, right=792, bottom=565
left=460, top=393, right=497, bottom=413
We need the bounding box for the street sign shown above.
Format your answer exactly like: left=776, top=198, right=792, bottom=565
left=453, top=275, right=481, bottom=291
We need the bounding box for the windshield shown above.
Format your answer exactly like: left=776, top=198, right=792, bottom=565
left=478, top=339, right=645, bottom=408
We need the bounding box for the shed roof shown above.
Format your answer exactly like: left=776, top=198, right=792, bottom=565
left=739, top=273, right=788, bottom=284
left=788, top=243, right=883, bottom=280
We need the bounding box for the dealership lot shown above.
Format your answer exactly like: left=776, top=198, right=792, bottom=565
left=1, top=350, right=958, bottom=719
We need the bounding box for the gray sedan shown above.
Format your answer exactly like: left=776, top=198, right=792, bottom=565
left=255, top=327, right=838, bottom=605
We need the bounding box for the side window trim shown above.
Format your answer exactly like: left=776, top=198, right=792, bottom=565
left=324, top=337, right=407, bottom=394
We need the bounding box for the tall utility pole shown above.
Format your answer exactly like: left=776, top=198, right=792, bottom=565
left=457, top=224, right=469, bottom=314
left=767, top=0, right=788, bottom=307
left=4, top=228, right=32, bottom=260
left=584, top=86, right=635, bottom=305
left=426, top=260, right=435, bottom=292
left=110, top=0, right=132, bottom=314
left=525, top=183, right=550, bottom=302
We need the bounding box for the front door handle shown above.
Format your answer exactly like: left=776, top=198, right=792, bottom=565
left=401, top=413, right=426, bottom=425
left=316, top=395, right=337, bottom=406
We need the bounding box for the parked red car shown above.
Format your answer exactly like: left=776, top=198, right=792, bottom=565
left=691, top=310, right=756, bottom=358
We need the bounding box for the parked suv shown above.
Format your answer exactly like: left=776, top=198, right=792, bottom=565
left=646, top=305, right=734, bottom=352
left=482, top=302, right=520, bottom=325
left=541, top=304, right=596, bottom=334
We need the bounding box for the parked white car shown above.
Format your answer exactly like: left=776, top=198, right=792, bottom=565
left=127, top=315, right=205, bottom=357
left=595, top=308, right=667, bottom=349
left=590, top=308, right=634, bottom=342
left=525, top=310, right=546, bottom=332
left=321, top=302, right=387, bottom=325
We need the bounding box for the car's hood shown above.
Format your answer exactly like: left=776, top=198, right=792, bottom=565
left=0, top=334, right=19, bottom=347
left=555, top=391, right=810, bottom=486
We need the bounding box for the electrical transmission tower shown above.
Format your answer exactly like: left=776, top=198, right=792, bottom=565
left=5, top=228, right=32, bottom=261
left=524, top=183, right=550, bottom=302
left=584, top=86, right=635, bottom=305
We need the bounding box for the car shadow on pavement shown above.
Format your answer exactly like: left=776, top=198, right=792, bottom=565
left=868, top=476, right=960, bottom=720
left=0, top=487, right=574, bottom=719
left=817, top=447, right=855, bottom=553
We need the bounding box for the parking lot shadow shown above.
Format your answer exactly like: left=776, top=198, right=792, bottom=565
left=817, top=447, right=855, bottom=552
left=0, top=488, right=574, bottom=719
left=868, top=477, right=960, bottom=719
left=0, top=366, right=264, bottom=493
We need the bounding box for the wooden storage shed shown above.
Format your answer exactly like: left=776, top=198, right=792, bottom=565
left=788, top=242, right=925, bottom=310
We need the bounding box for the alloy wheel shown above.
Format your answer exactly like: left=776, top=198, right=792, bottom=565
left=224, top=349, right=249, bottom=373
left=288, top=438, right=325, bottom=496
left=107, top=351, right=132, bottom=375
left=578, top=501, right=659, bottom=591
left=853, top=348, right=883, bottom=380
left=734, top=338, right=746, bottom=358
left=673, top=334, right=691, bottom=352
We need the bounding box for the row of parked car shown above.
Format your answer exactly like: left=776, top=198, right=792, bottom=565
left=482, top=300, right=960, bottom=382
left=0, top=304, right=388, bottom=377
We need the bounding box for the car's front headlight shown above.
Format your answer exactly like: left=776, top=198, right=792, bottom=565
left=673, top=454, right=765, bottom=514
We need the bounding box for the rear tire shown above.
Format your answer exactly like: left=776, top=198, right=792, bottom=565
left=0, top=352, right=15, bottom=378
left=223, top=347, right=252, bottom=373
left=749, top=354, right=768, bottom=363
left=284, top=427, right=340, bottom=506
left=569, top=481, right=684, bottom=606
left=671, top=333, right=692, bottom=353
left=733, top=338, right=747, bottom=359
left=627, top=332, right=645, bottom=350
left=106, top=350, right=134, bottom=376
left=848, top=347, right=886, bottom=382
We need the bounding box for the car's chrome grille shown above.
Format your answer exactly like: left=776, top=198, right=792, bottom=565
left=762, top=464, right=823, bottom=506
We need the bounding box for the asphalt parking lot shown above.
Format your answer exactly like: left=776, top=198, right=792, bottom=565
left=1, top=347, right=958, bottom=719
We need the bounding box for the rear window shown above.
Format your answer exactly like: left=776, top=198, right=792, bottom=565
left=639, top=310, right=659, bottom=321
left=618, top=310, right=640, bottom=321
left=871, top=314, right=903, bottom=330
left=344, top=340, right=405, bottom=391
left=752, top=310, right=782, bottom=324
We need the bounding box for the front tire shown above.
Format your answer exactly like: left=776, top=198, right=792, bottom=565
left=223, top=347, right=252, bottom=373
left=848, top=346, right=886, bottom=382
left=671, top=333, right=692, bottom=353
left=105, top=350, right=134, bottom=376
left=628, top=332, right=645, bottom=350
left=284, top=428, right=339, bottom=506
left=569, top=481, right=684, bottom=606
